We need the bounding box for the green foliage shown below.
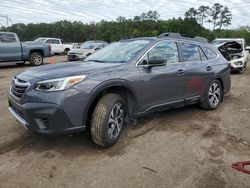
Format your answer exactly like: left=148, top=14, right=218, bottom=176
left=217, top=6, right=232, bottom=29
left=185, top=3, right=232, bottom=30
left=0, top=10, right=249, bottom=45
left=197, top=6, right=210, bottom=26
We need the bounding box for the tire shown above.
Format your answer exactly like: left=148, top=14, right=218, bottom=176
left=63, top=49, right=70, bottom=55
left=16, top=61, right=26, bottom=66
left=29, top=52, right=43, bottom=66
left=200, top=80, right=223, bottom=110
left=91, top=94, right=126, bottom=147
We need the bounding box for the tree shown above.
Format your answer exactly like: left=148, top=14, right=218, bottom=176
left=217, top=6, right=232, bottom=29
left=139, top=10, right=160, bottom=21
left=208, top=3, right=223, bottom=30
left=116, top=16, right=126, bottom=23
left=146, top=10, right=160, bottom=21
left=197, top=6, right=210, bottom=26
left=184, top=8, right=198, bottom=20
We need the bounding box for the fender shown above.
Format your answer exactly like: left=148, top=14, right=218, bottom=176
left=82, top=79, right=140, bottom=126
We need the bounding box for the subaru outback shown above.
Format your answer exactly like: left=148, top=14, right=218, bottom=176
left=8, top=33, right=231, bottom=147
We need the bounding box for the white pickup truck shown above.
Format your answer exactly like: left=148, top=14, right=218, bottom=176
left=34, top=37, right=73, bottom=55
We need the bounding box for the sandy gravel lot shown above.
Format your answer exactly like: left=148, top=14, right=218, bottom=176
left=0, top=57, right=250, bottom=188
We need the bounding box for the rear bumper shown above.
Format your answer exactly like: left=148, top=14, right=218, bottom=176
left=8, top=97, right=86, bottom=135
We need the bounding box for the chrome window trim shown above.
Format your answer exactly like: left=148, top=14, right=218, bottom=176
left=135, top=39, right=180, bottom=67
left=135, top=39, right=220, bottom=67
left=199, top=45, right=220, bottom=61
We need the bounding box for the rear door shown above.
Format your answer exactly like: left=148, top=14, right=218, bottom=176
left=0, top=33, right=22, bottom=61
left=138, top=40, right=186, bottom=112
left=180, top=43, right=215, bottom=100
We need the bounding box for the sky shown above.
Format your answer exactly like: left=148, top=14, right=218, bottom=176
left=0, top=0, right=250, bottom=29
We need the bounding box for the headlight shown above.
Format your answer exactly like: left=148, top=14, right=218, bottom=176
left=35, top=75, right=86, bottom=92
left=234, top=61, right=243, bottom=65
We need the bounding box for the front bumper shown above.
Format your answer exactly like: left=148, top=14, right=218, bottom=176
left=67, top=54, right=83, bottom=61
left=8, top=96, right=86, bottom=135
left=230, top=57, right=246, bottom=70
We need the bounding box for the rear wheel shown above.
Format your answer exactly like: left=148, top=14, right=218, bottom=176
left=200, top=80, right=223, bottom=110
left=91, top=94, right=125, bottom=147
left=29, top=52, right=43, bottom=66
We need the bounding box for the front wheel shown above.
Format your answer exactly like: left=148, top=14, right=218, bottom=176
left=200, top=80, right=223, bottom=110
left=63, top=49, right=70, bottom=55
left=91, top=94, right=125, bottom=147
left=29, top=52, right=43, bottom=66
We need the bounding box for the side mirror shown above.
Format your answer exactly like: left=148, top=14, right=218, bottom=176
left=144, top=56, right=166, bottom=68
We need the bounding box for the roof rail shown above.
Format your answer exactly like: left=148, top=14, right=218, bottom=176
left=158, top=32, right=208, bottom=43
left=120, top=36, right=134, bottom=40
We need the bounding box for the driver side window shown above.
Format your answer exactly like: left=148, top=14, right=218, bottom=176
left=141, top=41, right=179, bottom=65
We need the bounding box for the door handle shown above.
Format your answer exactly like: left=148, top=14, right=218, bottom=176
left=206, top=66, right=212, bottom=71
left=177, top=69, right=185, bottom=76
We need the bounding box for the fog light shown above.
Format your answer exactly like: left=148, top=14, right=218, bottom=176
left=35, top=118, right=49, bottom=130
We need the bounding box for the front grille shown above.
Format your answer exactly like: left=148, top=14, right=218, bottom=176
left=11, top=78, right=30, bottom=99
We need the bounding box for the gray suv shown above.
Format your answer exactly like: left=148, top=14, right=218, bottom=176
left=8, top=33, right=231, bottom=147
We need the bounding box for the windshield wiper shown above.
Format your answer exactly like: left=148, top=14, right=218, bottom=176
left=85, top=59, right=105, bottom=63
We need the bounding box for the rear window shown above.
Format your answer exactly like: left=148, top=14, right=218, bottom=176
left=0, top=33, right=17, bottom=43
left=45, top=39, right=60, bottom=44
left=202, top=47, right=217, bottom=60
left=181, top=43, right=201, bottom=62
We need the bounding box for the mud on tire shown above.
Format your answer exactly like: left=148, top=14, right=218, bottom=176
left=91, top=93, right=125, bottom=147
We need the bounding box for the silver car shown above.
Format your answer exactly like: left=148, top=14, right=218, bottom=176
left=67, top=41, right=108, bottom=61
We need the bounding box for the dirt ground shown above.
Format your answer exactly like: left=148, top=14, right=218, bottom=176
left=0, top=57, right=250, bottom=188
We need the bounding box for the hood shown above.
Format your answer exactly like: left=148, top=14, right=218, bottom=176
left=69, top=49, right=93, bottom=54
left=216, top=41, right=242, bottom=61
left=19, top=61, right=123, bottom=80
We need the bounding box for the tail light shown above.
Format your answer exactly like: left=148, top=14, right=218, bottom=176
left=48, top=45, right=51, bottom=52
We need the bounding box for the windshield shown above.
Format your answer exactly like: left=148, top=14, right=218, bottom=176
left=34, top=38, right=46, bottom=43
left=84, top=40, right=150, bottom=63
left=81, top=42, right=99, bottom=49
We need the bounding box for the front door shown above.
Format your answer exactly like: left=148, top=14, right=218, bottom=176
left=137, top=41, right=186, bottom=112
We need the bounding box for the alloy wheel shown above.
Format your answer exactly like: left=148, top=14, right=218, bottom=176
left=108, top=103, right=124, bottom=140
left=33, top=55, right=42, bottom=65
left=208, top=82, right=221, bottom=108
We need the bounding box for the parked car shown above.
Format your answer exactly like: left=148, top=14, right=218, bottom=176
left=211, top=38, right=249, bottom=73
left=246, top=46, right=250, bottom=53
left=0, top=32, right=51, bottom=66
left=34, top=37, right=73, bottom=55
left=72, top=43, right=82, bottom=49
left=67, top=41, right=108, bottom=61
left=8, top=33, right=231, bottom=147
